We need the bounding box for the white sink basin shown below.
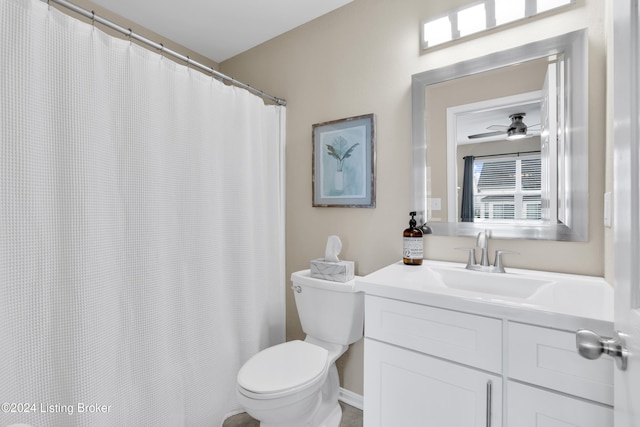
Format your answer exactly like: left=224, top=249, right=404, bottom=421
left=355, top=260, right=614, bottom=324
left=430, top=267, right=555, bottom=299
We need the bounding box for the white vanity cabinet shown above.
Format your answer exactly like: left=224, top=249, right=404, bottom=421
left=363, top=295, right=502, bottom=426
left=360, top=272, right=614, bottom=427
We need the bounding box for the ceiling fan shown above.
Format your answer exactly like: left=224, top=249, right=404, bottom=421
left=467, top=113, right=539, bottom=140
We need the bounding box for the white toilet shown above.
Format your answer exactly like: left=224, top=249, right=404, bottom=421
left=236, top=270, right=364, bottom=427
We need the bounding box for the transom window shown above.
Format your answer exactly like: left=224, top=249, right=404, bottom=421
left=421, top=0, right=575, bottom=50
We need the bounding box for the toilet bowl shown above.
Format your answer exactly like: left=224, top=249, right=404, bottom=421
left=236, top=270, right=363, bottom=427
left=236, top=340, right=340, bottom=427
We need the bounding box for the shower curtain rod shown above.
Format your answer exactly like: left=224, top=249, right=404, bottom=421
left=45, top=0, right=287, bottom=106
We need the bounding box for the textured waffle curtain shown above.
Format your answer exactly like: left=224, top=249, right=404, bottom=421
left=0, top=0, right=286, bottom=426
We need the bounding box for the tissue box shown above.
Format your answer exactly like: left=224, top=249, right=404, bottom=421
left=310, top=259, right=355, bottom=282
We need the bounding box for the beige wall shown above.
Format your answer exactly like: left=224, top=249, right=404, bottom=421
left=221, top=0, right=608, bottom=397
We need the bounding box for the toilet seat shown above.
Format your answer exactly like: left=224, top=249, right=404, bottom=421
left=237, top=340, right=329, bottom=399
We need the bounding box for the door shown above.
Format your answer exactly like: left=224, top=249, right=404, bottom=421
left=613, top=0, right=640, bottom=425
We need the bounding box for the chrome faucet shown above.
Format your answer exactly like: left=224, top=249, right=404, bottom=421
left=457, top=230, right=517, bottom=273
left=476, top=229, right=491, bottom=267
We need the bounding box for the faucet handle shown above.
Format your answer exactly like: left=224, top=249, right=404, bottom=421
left=493, top=250, right=519, bottom=273
left=455, top=247, right=477, bottom=269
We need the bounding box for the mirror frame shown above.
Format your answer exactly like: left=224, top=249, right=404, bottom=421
left=411, top=29, right=588, bottom=241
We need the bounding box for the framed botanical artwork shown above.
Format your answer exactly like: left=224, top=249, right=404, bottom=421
left=312, top=114, right=376, bottom=208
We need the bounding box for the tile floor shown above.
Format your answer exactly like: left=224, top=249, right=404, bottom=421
left=222, top=401, right=363, bottom=427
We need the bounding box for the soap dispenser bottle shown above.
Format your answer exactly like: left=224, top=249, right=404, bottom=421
left=403, top=211, right=423, bottom=265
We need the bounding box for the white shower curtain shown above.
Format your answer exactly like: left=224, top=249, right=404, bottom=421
left=0, top=0, right=286, bottom=426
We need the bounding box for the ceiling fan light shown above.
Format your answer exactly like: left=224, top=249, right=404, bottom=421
left=506, top=128, right=527, bottom=139
left=506, top=113, right=528, bottom=140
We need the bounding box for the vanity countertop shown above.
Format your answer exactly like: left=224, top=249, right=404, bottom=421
left=356, top=260, right=614, bottom=335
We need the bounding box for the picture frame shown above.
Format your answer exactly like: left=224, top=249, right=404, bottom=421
left=312, top=114, right=376, bottom=208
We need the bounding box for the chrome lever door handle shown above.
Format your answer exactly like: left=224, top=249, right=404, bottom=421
left=576, top=329, right=628, bottom=371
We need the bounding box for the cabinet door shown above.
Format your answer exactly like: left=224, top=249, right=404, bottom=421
left=507, top=381, right=613, bottom=427
left=364, top=338, right=502, bottom=427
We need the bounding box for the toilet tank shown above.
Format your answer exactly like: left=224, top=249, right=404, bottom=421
left=291, top=270, right=364, bottom=345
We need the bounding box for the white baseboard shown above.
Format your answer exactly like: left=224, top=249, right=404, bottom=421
left=339, top=387, right=363, bottom=410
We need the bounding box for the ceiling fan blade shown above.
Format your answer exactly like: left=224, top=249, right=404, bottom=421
left=487, top=125, right=509, bottom=131
left=467, top=130, right=505, bottom=139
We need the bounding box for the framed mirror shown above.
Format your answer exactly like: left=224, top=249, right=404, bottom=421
left=411, top=29, right=588, bottom=241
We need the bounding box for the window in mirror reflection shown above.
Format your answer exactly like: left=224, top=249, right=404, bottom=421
left=466, top=154, right=542, bottom=222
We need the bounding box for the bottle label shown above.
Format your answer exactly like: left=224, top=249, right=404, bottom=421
left=403, top=237, right=423, bottom=260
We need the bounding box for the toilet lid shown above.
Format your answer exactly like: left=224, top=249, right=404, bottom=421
left=237, top=340, right=328, bottom=395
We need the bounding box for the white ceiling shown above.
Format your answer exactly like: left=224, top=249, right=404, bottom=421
left=90, top=0, right=353, bottom=63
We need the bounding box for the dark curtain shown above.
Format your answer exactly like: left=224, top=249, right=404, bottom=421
left=461, top=156, right=475, bottom=222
